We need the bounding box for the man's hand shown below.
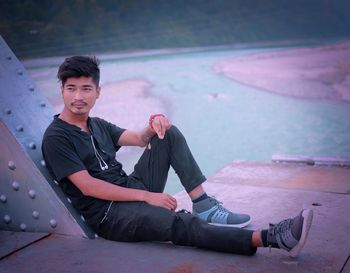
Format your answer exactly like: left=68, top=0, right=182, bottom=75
left=144, top=192, right=177, bottom=210
left=150, top=115, right=172, bottom=139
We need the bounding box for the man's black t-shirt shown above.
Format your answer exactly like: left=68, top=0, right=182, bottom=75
left=42, top=115, right=126, bottom=224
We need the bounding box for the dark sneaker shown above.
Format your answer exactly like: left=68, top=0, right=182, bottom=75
left=267, top=209, right=313, bottom=257
left=192, top=196, right=251, bottom=228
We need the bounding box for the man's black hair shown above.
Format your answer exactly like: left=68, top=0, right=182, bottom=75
left=57, top=56, right=100, bottom=86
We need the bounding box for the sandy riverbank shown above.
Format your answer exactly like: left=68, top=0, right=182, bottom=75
left=90, top=79, right=167, bottom=130
left=214, top=41, right=350, bottom=103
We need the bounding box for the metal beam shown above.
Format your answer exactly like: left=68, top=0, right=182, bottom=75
left=0, top=36, right=95, bottom=238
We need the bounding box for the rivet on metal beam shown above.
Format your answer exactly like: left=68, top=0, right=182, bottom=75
left=94, top=234, right=98, bottom=238
left=32, top=211, right=40, bottom=219
left=28, top=189, right=36, bottom=199
left=6, top=56, right=12, bottom=60
left=66, top=197, right=72, bottom=203
left=4, top=215, right=11, bottom=224
left=0, top=195, right=7, bottom=203
left=16, top=125, right=24, bottom=132
left=17, top=69, right=23, bottom=76
left=49, top=219, right=57, bottom=228
left=40, top=101, right=46, bottom=107
left=28, top=142, right=36, bottom=149
left=28, top=85, right=35, bottom=92
left=53, top=180, right=59, bottom=185
left=40, top=159, right=46, bottom=167
left=80, top=215, right=85, bottom=222
left=20, top=223, right=27, bottom=231
left=4, top=108, right=11, bottom=115
left=12, top=181, right=20, bottom=191
left=8, top=161, right=16, bottom=170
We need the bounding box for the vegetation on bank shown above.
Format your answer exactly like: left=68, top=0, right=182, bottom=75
left=1, top=0, right=349, bottom=59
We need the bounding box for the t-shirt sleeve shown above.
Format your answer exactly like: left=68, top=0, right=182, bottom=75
left=105, top=121, right=126, bottom=150
left=42, top=135, right=86, bottom=181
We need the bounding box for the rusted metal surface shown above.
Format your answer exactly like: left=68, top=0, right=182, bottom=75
left=0, top=231, right=49, bottom=259
left=1, top=161, right=349, bottom=273
left=342, top=256, right=350, bottom=273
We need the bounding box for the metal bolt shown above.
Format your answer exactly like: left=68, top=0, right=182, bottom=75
left=12, top=181, right=20, bottom=191
left=0, top=195, right=7, bottom=203
left=6, top=56, right=12, bottom=60
left=17, top=70, right=23, bottom=76
left=16, top=125, right=24, bottom=132
left=40, top=160, right=46, bottom=167
left=49, top=219, right=57, bottom=228
left=28, top=85, right=35, bottom=92
left=32, top=211, right=40, bottom=219
left=94, top=234, right=99, bottom=238
left=80, top=215, right=85, bottom=222
left=4, top=215, right=11, bottom=224
left=40, top=101, right=46, bottom=107
left=8, top=161, right=16, bottom=170
left=28, top=189, right=36, bottom=199
left=4, top=108, right=11, bottom=115
left=53, top=180, right=59, bottom=185
left=28, top=142, right=36, bottom=149
left=66, top=197, right=72, bottom=203
left=20, top=223, right=27, bottom=231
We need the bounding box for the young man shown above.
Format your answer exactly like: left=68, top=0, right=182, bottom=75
left=42, top=56, right=313, bottom=257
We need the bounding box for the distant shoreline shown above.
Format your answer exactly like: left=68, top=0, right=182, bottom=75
left=23, top=38, right=345, bottom=68
left=214, top=41, right=350, bottom=103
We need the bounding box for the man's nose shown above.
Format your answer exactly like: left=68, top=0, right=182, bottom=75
left=73, top=90, right=84, bottom=100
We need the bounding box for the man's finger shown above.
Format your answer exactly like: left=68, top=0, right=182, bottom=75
left=154, top=118, right=164, bottom=139
left=164, top=118, right=171, bottom=129
left=168, top=195, right=177, bottom=209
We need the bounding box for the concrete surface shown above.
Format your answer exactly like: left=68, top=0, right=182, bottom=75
left=0, top=161, right=349, bottom=273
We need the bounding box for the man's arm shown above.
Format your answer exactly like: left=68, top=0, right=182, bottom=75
left=118, top=115, right=172, bottom=147
left=68, top=170, right=177, bottom=210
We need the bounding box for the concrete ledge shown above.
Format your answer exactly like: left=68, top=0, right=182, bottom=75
left=272, top=154, right=350, bottom=167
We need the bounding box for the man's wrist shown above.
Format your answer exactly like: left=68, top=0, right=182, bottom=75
left=140, top=190, right=150, bottom=202
left=141, top=126, right=156, bottom=144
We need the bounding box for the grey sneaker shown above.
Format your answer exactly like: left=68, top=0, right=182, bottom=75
left=267, top=209, right=313, bottom=257
left=192, top=196, right=251, bottom=228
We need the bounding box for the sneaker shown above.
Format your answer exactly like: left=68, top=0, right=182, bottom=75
left=266, top=209, right=313, bottom=257
left=192, top=196, right=251, bottom=228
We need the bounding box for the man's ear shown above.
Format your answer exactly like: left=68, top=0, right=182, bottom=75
left=96, top=86, right=101, bottom=98
left=60, top=85, right=64, bottom=94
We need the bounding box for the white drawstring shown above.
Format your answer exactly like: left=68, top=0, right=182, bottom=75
left=90, top=135, right=108, bottom=171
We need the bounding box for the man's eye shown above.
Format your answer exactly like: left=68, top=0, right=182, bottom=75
left=83, top=88, right=92, bottom=92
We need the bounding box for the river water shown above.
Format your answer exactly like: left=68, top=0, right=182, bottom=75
left=29, top=48, right=350, bottom=194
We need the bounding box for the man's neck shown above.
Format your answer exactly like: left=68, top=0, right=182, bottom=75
left=58, top=109, right=90, bottom=132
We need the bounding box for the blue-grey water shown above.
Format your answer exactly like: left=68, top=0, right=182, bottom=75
left=30, top=48, right=350, bottom=194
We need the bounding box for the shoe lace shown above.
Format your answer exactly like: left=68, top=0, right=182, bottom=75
left=212, top=199, right=229, bottom=216
left=268, top=218, right=293, bottom=251
left=270, top=219, right=292, bottom=236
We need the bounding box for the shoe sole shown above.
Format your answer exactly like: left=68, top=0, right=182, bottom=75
left=208, top=219, right=251, bottom=228
left=289, top=209, right=313, bottom=258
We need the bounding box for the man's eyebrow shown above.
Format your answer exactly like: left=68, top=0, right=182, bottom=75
left=65, top=84, right=93, bottom=87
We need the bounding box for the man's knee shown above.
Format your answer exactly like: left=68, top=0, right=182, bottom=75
left=165, top=125, right=185, bottom=142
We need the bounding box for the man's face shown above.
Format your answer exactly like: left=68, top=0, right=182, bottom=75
left=61, top=77, right=100, bottom=116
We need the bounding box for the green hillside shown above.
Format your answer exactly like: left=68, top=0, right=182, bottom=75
left=1, top=0, right=349, bottom=59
